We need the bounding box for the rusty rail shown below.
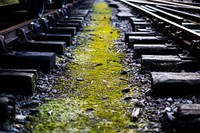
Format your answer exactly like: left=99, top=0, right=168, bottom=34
left=0, top=2, right=76, bottom=44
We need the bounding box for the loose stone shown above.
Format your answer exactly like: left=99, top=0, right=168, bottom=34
left=131, top=108, right=140, bottom=121
left=121, top=87, right=130, bottom=93
left=76, top=77, right=84, bottom=81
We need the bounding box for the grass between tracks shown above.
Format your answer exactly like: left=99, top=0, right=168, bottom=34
left=27, top=2, right=139, bottom=132
left=0, top=0, right=18, bottom=5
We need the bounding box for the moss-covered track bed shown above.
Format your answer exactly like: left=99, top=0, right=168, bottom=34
left=3, top=0, right=199, bottom=132
left=26, top=2, right=140, bottom=132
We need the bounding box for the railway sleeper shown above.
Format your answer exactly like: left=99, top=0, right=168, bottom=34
left=142, top=55, right=181, bottom=72
left=176, top=104, right=200, bottom=133
left=61, top=6, right=91, bottom=28
left=134, top=44, right=183, bottom=58
left=0, top=35, right=56, bottom=73
left=39, top=18, right=76, bottom=36
left=69, top=9, right=90, bottom=19
left=47, top=14, right=82, bottom=32
left=137, top=28, right=154, bottom=32
left=131, top=21, right=152, bottom=32
left=0, top=95, right=15, bottom=129
left=116, top=12, right=135, bottom=20
left=125, top=23, right=183, bottom=48
left=129, top=19, right=153, bottom=31
left=42, top=26, right=76, bottom=37
left=141, top=40, right=200, bottom=72
left=133, top=31, right=186, bottom=58
left=182, top=22, right=200, bottom=29
left=126, top=22, right=173, bottom=47
left=108, top=1, right=121, bottom=8
left=56, top=19, right=83, bottom=28
left=128, top=36, right=169, bottom=48
left=58, top=9, right=85, bottom=21
left=131, top=20, right=169, bottom=35
left=0, top=52, right=56, bottom=73
left=50, top=12, right=83, bottom=28
left=129, top=14, right=176, bottom=33
left=124, top=32, right=158, bottom=43
left=13, top=28, right=66, bottom=55
left=150, top=72, right=200, bottom=97
left=128, top=16, right=151, bottom=30
left=0, top=71, right=36, bottom=96
left=30, top=33, right=72, bottom=46
left=129, top=17, right=146, bottom=23
left=65, top=16, right=85, bottom=21
left=16, top=40, right=66, bottom=55
left=0, top=68, right=37, bottom=95
left=192, top=29, right=200, bottom=33
left=0, top=69, right=37, bottom=76
left=142, top=54, right=200, bottom=73
left=29, top=22, right=72, bottom=45
left=118, top=7, right=132, bottom=12
left=135, top=26, right=154, bottom=32
left=51, top=22, right=81, bottom=32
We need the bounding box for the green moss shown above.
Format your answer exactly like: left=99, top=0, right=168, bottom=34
left=0, top=0, right=18, bottom=5
left=27, top=2, right=139, bottom=133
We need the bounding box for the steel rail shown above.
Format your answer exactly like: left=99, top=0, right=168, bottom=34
left=164, top=0, right=200, bottom=6
left=145, top=0, right=200, bottom=21
left=127, top=0, right=200, bottom=12
left=144, top=5, right=200, bottom=24
left=150, top=0, right=200, bottom=9
left=0, top=0, right=80, bottom=44
left=127, top=0, right=181, bottom=7
left=156, top=5, right=200, bottom=22
left=0, top=19, right=35, bottom=44
left=144, top=5, right=184, bottom=22
left=119, top=0, right=200, bottom=39
left=0, top=6, right=64, bottom=44
left=148, top=0, right=200, bottom=13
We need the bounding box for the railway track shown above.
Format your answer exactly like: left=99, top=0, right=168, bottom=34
left=0, top=0, right=91, bottom=80
left=0, top=0, right=200, bottom=132
left=111, top=0, right=200, bottom=132
left=113, top=0, right=200, bottom=93
left=0, top=0, right=94, bottom=131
